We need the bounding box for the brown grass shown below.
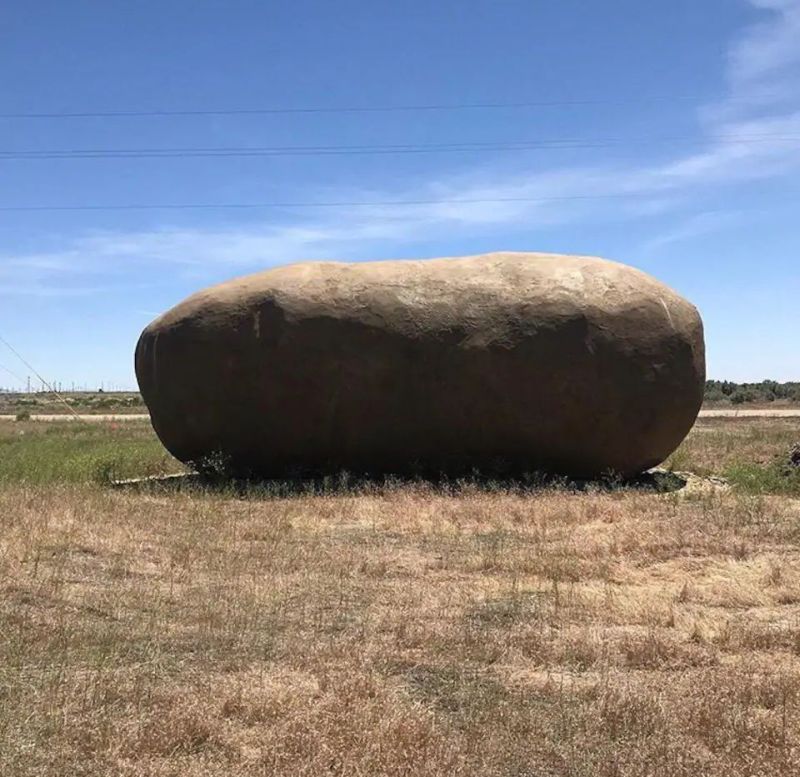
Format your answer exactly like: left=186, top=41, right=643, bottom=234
left=2, top=418, right=800, bottom=775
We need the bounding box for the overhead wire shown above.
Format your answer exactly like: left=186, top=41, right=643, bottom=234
left=0, top=362, right=26, bottom=386
left=0, top=193, right=652, bottom=212
left=1, top=101, right=795, bottom=215
left=0, top=95, right=727, bottom=120
left=0, top=133, right=798, bottom=160
left=0, top=334, right=82, bottom=419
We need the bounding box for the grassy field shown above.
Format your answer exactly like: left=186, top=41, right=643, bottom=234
left=0, top=391, right=145, bottom=417
left=1, top=417, right=799, bottom=776
left=669, top=417, right=800, bottom=496
left=0, top=420, right=181, bottom=484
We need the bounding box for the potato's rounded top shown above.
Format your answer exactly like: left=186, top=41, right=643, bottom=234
left=146, top=251, right=700, bottom=338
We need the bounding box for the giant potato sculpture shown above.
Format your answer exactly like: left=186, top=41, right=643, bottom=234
left=135, top=252, right=705, bottom=478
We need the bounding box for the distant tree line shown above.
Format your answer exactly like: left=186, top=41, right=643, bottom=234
left=705, top=380, right=800, bottom=405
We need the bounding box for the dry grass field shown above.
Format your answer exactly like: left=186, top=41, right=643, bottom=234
left=1, top=416, right=799, bottom=776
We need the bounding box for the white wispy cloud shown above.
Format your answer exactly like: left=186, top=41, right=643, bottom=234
left=642, top=0, right=800, bottom=252
left=729, top=0, right=800, bottom=86
left=3, top=0, right=800, bottom=295
left=639, top=211, right=743, bottom=256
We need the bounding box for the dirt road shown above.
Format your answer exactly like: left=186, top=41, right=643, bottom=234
left=1, top=408, right=799, bottom=422
left=0, top=414, right=151, bottom=422
left=698, top=408, right=800, bottom=418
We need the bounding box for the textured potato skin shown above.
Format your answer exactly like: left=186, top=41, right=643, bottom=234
left=135, top=252, right=705, bottom=478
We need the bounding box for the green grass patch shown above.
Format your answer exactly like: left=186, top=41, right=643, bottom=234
left=667, top=418, right=800, bottom=481
left=0, top=420, right=183, bottom=484
left=725, top=461, right=800, bottom=497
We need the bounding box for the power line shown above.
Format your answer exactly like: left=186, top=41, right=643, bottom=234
left=0, top=95, right=722, bottom=120
left=0, top=334, right=82, bottom=419
left=1, top=134, right=798, bottom=161
left=0, top=193, right=644, bottom=213
left=0, top=362, right=26, bottom=386
left=4, top=191, right=799, bottom=215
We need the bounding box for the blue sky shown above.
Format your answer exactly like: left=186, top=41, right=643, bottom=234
left=1, top=0, right=798, bottom=389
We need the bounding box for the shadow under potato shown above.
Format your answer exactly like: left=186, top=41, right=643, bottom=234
left=111, top=466, right=687, bottom=498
